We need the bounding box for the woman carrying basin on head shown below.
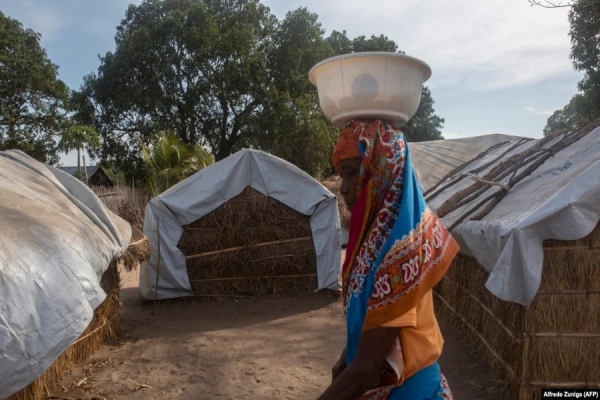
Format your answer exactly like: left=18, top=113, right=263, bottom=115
left=317, top=118, right=459, bottom=400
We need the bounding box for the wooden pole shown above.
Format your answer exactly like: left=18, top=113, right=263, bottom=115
left=82, top=155, right=89, bottom=185
left=184, top=237, right=312, bottom=260
left=190, top=274, right=317, bottom=283
left=152, top=216, right=161, bottom=315
left=543, top=244, right=600, bottom=251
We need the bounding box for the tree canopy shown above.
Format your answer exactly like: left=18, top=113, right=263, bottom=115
left=76, top=0, right=445, bottom=179
left=543, top=0, right=600, bottom=134
left=0, top=11, right=69, bottom=164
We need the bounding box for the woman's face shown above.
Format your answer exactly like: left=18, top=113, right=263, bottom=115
left=338, top=157, right=362, bottom=211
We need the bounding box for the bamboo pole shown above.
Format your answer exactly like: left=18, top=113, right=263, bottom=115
left=523, top=332, right=600, bottom=338
left=152, top=216, right=161, bottom=315
left=185, top=237, right=312, bottom=260
left=526, top=381, right=600, bottom=389
left=72, top=311, right=119, bottom=346
left=130, top=237, right=148, bottom=247
left=441, top=277, right=521, bottom=344
left=461, top=172, right=510, bottom=190
left=537, top=288, right=600, bottom=295
left=543, top=244, right=600, bottom=251
left=190, top=273, right=317, bottom=283
left=83, top=155, right=89, bottom=185
left=521, top=299, right=528, bottom=397
left=433, top=291, right=518, bottom=380
left=97, top=192, right=118, bottom=198
left=250, top=253, right=311, bottom=263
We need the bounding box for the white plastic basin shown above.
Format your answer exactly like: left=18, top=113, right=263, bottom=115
left=308, top=52, right=432, bottom=128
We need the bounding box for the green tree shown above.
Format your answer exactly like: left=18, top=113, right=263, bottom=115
left=541, top=0, right=600, bottom=134
left=0, top=11, right=69, bottom=164
left=543, top=93, right=592, bottom=135
left=58, top=125, right=100, bottom=180
left=78, top=1, right=444, bottom=179
left=141, top=132, right=214, bottom=195
left=78, top=0, right=278, bottom=177
left=245, top=8, right=337, bottom=176
left=325, top=30, right=445, bottom=142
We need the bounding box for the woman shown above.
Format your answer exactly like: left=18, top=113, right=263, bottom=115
left=317, top=119, right=459, bottom=400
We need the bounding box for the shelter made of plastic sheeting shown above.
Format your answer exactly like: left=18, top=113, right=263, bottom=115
left=0, top=150, right=131, bottom=399
left=424, top=125, right=600, bottom=306
left=141, top=149, right=341, bottom=300
left=409, top=133, right=528, bottom=191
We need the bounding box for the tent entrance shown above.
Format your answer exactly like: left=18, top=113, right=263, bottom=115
left=178, top=186, right=317, bottom=296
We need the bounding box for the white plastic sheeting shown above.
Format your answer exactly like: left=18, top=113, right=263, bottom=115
left=421, top=128, right=600, bottom=306
left=0, top=150, right=131, bottom=399
left=409, top=133, right=527, bottom=191
left=140, top=149, right=341, bottom=300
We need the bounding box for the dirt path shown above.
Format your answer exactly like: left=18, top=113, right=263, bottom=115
left=46, top=267, right=506, bottom=400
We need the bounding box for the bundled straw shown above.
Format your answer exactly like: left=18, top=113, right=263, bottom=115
left=117, top=236, right=151, bottom=271
left=179, top=186, right=317, bottom=297
left=434, top=222, right=600, bottom=399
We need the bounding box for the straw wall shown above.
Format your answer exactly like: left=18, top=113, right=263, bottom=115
left=178, top=186, right=317, bottom=297
left=434, top=222, right=600, bottom=399
left=7, top=260, right=121, bottom=400
left=320, top=176, right=350, bottom=229
left=93, top=185, right=148, bottom=244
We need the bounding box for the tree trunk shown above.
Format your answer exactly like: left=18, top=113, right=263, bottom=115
left=77, top=147, right=81, bottom=180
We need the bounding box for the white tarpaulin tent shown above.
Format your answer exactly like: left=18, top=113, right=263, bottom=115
left=140, top=149, right=341, bottom=300
left=0, top=150, right=131, bottom=399
left=422, top=126, right=600, bottom=306
left=408, top=133, right=528, bottom=191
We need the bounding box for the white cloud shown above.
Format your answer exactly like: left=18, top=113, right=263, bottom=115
left=263, top=0, right=576, bottom=95
left=525, top=106, right=558, bottom=116
left=0, top=0, right=68, bottom=43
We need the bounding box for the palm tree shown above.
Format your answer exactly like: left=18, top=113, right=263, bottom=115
left=140, top=133, right=214, bottom=195
left=59, top=125, right=100, bottom=181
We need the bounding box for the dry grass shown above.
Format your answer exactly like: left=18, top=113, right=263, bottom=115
left=320, top=176, right=349, bottom=229
left=7, top=261, right=121, bottom=400
left=93, top=185, right=151, bottom=271
left=178, top=186, right=317, bottom=297
left=434, top=222, right=600, bottom=400
left=93, top=185, right=148, bottom=242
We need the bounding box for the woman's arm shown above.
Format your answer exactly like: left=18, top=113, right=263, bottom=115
left=331, top=347, right=347, bottom=383
left=317, top=326, right=400, bottom=400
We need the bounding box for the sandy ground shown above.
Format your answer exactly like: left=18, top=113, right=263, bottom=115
left=46, top=261, right=507, bottom=400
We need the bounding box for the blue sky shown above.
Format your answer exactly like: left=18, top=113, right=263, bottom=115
left=0, top=0, right=582, bottom=166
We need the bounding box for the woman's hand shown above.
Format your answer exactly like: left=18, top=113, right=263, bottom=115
left=331, top=348, right=347, bottom=383
left=317, top=327, right=400, bottom=400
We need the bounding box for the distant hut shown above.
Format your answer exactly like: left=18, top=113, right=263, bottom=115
left=141, top=149, right=341, bottom=299
left=57, top=166, right=114, bottom=187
